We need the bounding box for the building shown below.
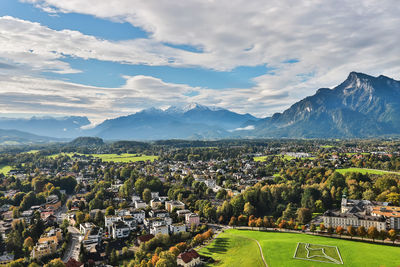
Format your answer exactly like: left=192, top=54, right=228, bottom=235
left=322, top=210, right=387, bottom=231
left=150, top=224, right=169, bottom=235
left=31, top=228, right=63, bottom=260
left=165, top=200, right=185, bottom=212
left=149, top=209, right=169, bottom=218
left=177, top=250, right=201, bottom=267
left=322, top=197, right=398, bottom=231
left=185, top=213, right=200, bottom=226
left=177, top=209, right=191, bottom=217
left=80, top=223, right=102, bottom=245
left=131, top=209, right=146, bottom=223
left=137, top=234, right=154, bottom=245
left=112, top=221, right=130, bottom=239
left=170, top=223, right=186, bottom=234
left=150, top=198, right=163, bottom=209
left=371, top=206, right=400, bottom=230
left=135, top=200, right=148, bottom=209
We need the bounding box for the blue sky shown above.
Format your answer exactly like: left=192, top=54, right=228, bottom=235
left=0, top=0, right=399, bottom=123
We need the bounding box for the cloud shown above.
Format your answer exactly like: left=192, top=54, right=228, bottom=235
left=1, top=0, right=400, bottom=118
left=0, top=73, right=293, bottom=123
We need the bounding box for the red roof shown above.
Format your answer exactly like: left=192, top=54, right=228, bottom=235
left=179, top=250, right=200, bottom=263
left=138, top=234, right=155, bottom=243
left=65, top=258, right=83, bottom=267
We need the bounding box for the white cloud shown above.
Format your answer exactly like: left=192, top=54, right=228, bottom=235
left=1, top=0, right=400, bottom=118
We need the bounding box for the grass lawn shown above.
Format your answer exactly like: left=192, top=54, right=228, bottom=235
left=0, top=165, right=12, bottom=175
left=321, top=145, right=334, bottom=148
left=345, top=153, right=370, bottom=156
left=198, top=231, right=264, bottom=267
left=89, top=153, right=158, bottom=162
left=199, top=229, right=400, bottom=267
left=254, top=156, right=268, bottom=162
left=336, top=168, right=400, bottom=176
left=48, top=153, right=158, bottom=162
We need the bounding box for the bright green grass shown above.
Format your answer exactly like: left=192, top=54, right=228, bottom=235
left=199, top=229, right=400, bottom=267
left=24, top=149, right=40, bottom=154
left=0, top=165, right=12, bottom=175
left=254, top=156, right=268, bottom=162
left=345, top=153, right=370, bottom=156
left=336, top=168, right=400, bottom=176
left=48, top=153, right=158, bottom=162
left=89, top=153, right=158, bottom=162
left=321, top=145, right=334, bottom=148
left=198, top=232, right=264, bottom=267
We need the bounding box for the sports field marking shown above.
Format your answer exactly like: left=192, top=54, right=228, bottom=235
left=294, top=242, right=343, bottom=264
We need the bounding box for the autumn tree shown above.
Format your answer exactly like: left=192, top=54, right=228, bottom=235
left=367, top=226, right=379, bottom=241
left=388, top=229, right=397, bottom=244
left=347, top=225, right=356, bottom=239
left=357, top=226, right=367, bottom=240
left=336, top=226, right=344, bottom=237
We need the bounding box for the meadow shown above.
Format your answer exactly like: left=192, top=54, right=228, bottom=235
left=49, top=153, right=158, bottom=162
left=199, top=229, right=400, bottom=267
left=0, top=165, right=11, bottom=175
left=336, top=168, right=400, bottom=176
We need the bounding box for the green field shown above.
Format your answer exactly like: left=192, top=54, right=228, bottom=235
left=198, top=229, right=400, bottom=267
left=49, top=153, right=158, bottom=162
left=0, top=165, right=12, bottom=175
left=321, top=145, right=334, bottom=148
left=336, top=168, right=400, bottom=176
left=254, top=156, right=268, bottom=162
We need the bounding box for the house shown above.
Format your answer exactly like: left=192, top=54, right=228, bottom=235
left=80, top=223, right=102, bottom=245
left=177, top=250, right=201, bottom=267
left=185, top=213, right=200, bottom=226
left=170, top=223, right=186, bottom=234
left=0, top=253, right=14, bottom=265
left=371, top=206, right=400, bottom=230
left=151, top=192, right=159, bottom=198
left=130, top=209, right=146, bottom=223
left=177, top=209, right=191, bottom=217
left=149, top=209, right=169, bottom=218
left=111, top=221, right=130, bottom=239
left=165, top=200, right=185, bottom=212
left=150, top=198, right=163, bottom=209
left=150, top=224, right=169, bottom=235
left=31, top=228, right=63, bottom=259
left=135, top=200, right=148, bottom=209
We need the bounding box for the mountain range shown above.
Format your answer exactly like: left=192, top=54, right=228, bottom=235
left=1, top=71, right=400, bottom=142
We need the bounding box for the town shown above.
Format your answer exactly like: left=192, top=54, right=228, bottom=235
left=0, top=138, right=399, bottom=266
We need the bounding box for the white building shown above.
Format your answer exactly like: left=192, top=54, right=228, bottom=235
left=135, top=200, right=148, bottom=209
left=150, top=225, right=169, bottom=235
left=112, top=221, right=130, bottom=239
left=170, top=223, right=186, bottom=234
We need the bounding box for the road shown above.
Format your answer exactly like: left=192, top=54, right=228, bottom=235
left=62, top=226, right=81, bottom=262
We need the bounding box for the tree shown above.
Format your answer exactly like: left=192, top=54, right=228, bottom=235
left=310, top=223, right=316, bottom=233
left=44, top=258, right=65, bottom=267
left=229, top=216, right=237, bottom=228
left=105, top=206, right=115, bottom=216
left=109, top=249, right=118, bottom=265
left=347, top=225, right=356, bottom=239
left=23, top=237, right=34, bottom=250
left=75, top=211, right=85, bottom=225
left=282, top=203, right=296, bottom=220
left=319, top=223, right=326, bottom=232
left=243, top=202, right=255, bottom=216
left=357, top=226, right=367, bottom=240
left=256, top=218, right=263, bottom=228
left=296, top=208, right=312, bottom=224
left=169, top=246, right=180, bottom=257
left=336, top=226, right=344, bottom=237
left=379, top=229, right=388, bottom=241
left=327, top=226, right=334, bottom=235
left=367, top=226, right=379, bottom=241
left=142, top=188, right=152, bottom=203
left=388, top=229, right=397, bottom=244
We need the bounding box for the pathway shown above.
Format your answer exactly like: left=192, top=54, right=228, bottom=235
left=235, top=234, right=268, bottom=267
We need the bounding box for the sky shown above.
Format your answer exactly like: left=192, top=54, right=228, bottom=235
left=0, top=0, right=399, bottom=124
